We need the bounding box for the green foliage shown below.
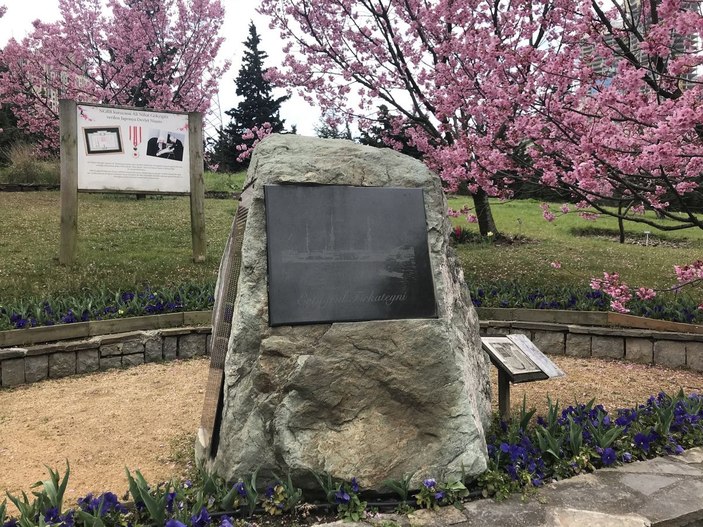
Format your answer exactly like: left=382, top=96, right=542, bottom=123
left=478, top=467, right=521, bottom=501
left=263, top=472, right=302, bottom=515
left=242, top=471, right=259, bottom=518
left=312, top=471, right=341, bottom=505
left=0, top=143, right=59, bottom=185
left=125, top=469, right=168, bottom=527
left=32, top=463, right=71, bottom=514
left=382, top=471, right=415, bottom=513
left=518, top=396, right=536, bottom=433
left=588, top=411, right=624, bottom=449
left=212, top=23, right=289, bottom=172
left=414, top=478, right=468, bottom=510
left=334, top=479, right=366, bottom=522
left=6, top=464, right=71, bottom=527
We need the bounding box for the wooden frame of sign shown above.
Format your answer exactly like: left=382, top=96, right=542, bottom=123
left=59, top=99, right=206, bottom=265
left=481, top=334, right=565, bottom=419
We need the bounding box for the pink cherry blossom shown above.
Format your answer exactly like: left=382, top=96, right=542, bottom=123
left=0, top=0, right=228, bottom=151
left=636, top=288, right=657, bottom=301
left=541, top=203, right=556, bottom=222
left=258, top=0, right=703, bottom=233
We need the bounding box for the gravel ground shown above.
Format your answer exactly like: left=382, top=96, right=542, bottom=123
left=1, top=355, right=702, bottom=504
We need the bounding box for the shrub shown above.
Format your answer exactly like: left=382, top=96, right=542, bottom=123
left=0, top=142, right=60, bottom=185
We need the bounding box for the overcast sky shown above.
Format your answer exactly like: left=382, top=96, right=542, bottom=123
left=0, top=0, right=320, bottom=136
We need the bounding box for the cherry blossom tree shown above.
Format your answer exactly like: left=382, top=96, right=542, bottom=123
left=258, top=0, right=572, bottom=235
left=0, top=0, right=228, bottom=151
left=259, top=0, right=702, bottom=237
left=527, top=0, right=703, bottom=233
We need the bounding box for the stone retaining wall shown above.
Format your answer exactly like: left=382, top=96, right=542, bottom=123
left=480, top=320, right=703, bottom=371
left=0, top=326, right=211, bottom=388
left=3, top=315, right=703, bottom=388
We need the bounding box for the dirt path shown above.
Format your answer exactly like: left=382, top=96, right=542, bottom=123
left=0, top=359, right=208, bottom=504
left=1, top=355, right=703, bottom=506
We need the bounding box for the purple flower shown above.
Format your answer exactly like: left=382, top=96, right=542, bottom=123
left=219, top=517, right=234, bottom=527
left=165, top=520, right=187, bottom=527
left=3, top=519, right=18, bottom=527
left=233, top=481, right=246, bottom=497
left=422, top=478, right=437, bottom=489
left=531, top=477, right=543, bottom=487
left=334, top=489, right=351, bottom=504
left=190, top=506, right=210, bottom=527
left=44, top=508, right=61, bottom=525
left=434, top=491, right=445, bottom=501
left=634, top=432, right=651, bottom=452
left=601, top=448, right=617, bottom=466
left=166, top=492, right=176, bottom=513
left=265, top=485, right=275, bottom=499
left=351, top=477, right=359, bottom=493
left=622, top=452, right=633, bottom=463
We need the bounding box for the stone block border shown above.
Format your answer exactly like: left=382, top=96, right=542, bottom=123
left=479, top=319, right=703, bottom=371
left=0, top=326, right=211, bottom=388
left=3, top=308, right=703, bottom=388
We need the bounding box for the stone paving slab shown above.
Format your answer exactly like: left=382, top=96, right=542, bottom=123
left=313, top=448, right=703, bottom=526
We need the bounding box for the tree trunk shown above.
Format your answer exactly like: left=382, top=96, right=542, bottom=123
left=472, top=188, right=499, bottom=236
left=617, top=201, right=626, bottom=244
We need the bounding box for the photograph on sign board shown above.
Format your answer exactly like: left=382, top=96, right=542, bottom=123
left=83, top=127, right=123, bottom=155
left=146, top=130, right=185, bottom=161
left=481, top=337, right=547, bottom=383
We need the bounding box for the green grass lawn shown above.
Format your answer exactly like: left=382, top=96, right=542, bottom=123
left=0, top=189, right=700, bottom=308
left=449, top=197, right=703, bottom=303
left=0, top=192, right=235, bottom=303
left=203, top=170, right=247, bottom=193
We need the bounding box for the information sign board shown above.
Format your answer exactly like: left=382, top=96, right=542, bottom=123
left=76, top=104, right=190, bottom=193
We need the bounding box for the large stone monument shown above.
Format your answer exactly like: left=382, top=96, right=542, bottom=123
left=196, top=134, right=492, bottom=489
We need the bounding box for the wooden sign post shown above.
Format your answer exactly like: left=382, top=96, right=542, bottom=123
left=482, top=334, right=565, bottom=420
left=59, top=99, right=206, bottom=265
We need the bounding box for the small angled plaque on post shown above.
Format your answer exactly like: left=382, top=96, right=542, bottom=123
left=482, top=334, right=565, bottom=419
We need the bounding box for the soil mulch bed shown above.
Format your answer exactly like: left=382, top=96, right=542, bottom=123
left=1, top=355, right=702, bottom=504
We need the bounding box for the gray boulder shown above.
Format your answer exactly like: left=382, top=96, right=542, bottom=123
left=197, top=134, right=491, bottom=490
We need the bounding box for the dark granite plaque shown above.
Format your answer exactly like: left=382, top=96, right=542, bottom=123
left=264, top=184, right=437, bottom=326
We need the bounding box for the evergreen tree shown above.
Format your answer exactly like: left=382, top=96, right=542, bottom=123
left=357, top=105, right=423, bottom=160
left=214, top=22, right=289, bottom=171
left=315, top=111, right=353, bottom=140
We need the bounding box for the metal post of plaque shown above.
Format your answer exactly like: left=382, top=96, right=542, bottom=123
left=481, top=334, right=565, bottom=420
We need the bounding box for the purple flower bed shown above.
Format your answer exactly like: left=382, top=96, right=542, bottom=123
left=0, top=283, right=216, bottom=331
left=2, top=391, right=702, bottom=525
